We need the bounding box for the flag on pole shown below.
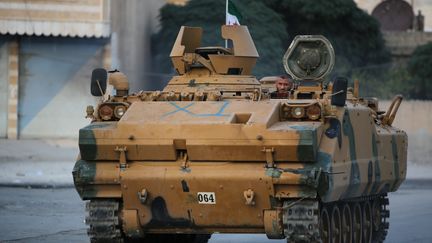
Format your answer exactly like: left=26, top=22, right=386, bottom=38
left=226, top=0, right=242, bottom=25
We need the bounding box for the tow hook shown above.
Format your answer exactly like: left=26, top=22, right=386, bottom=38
left=244, top=189, right=255, bottom=206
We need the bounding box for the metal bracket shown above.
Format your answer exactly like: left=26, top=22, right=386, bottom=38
left=115, top=146, right=128, bottom=169
left=382, top=94, right=403, bottom=126
left=85, top=105, right=95, bottom=119
left=122, top=209, right=145, bottom=238
left=137, top=189, right=148, bottom=204
left=264, top=209, right=285, bottom=239
left=181, top=152, right=189, bottom=169
left=253, top=88, right=261, bottom=101
left=262, top=147, right=275, bottom=168
left=243, top=189, right=255, bottom=206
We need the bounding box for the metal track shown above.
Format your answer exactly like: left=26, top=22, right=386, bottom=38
left=85, top=196, right=389, bottom=243
left=283, top=200, right=321, bottom=242
left=372, top=195, right=390, bottom=243
left=85, top=200, right=211, bottom=243
left=86, top=200, right=124, bottom=243
left=321, top=194, right=390, bottom=243
left=340, top=193, right=390, bottom=242
left=282, top=194, right=390, bottom=243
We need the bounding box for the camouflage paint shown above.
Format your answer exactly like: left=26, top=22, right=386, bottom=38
left=298, top=187, right=318, bottom=198
left=312, top=152, right=332, bottom=200
left=269, top=196, right=279, bottom=208
left=370, top=133, right=381, bottom=194
left=324, top=118, right=342, bottom=149
left=362, top=161, right=373, bottom=195
left=292, top=125, right=318, bottom=162
left=79, top=123, right=110, bottom=160
left=74, top=26, right=409, bottom=238
left=282, top=167, right=320, bottom=188
left=72, top=159, right=97, bottom=199
left=391, top=135, right=400, bottom=191
left=147, top=197, right=194, bottom=228
left=341, top=111, right=361, bottom=198
left=266, top=168, right=282, bottom=178
left=181, top=167, right=192, bottom=173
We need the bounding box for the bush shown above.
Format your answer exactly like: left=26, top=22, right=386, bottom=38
left=264, top=0, right=391, bottom=78
left=152, top=0, right=288, bottom=77
left=153, top=0, right=406, bottom=99
left=406, top=42, right=432, bottom=100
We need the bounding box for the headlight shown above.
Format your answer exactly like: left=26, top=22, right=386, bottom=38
left=281, top=102, right=321, bottom=121
left=114, top=105, right=126, bottom=118
left=291, top=107, right=305, bottom=119
left=306, top=105, right=321, bottom=120
left=99, top=105, right=113, bottom=120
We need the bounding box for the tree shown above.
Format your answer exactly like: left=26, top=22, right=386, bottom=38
left=153, top=0, right=392, bottom=98
left=264, top=0, right=391, bottom=80
left=152, top=0, right=288, bottom=77
left=407, top=43, right=432, bottom=100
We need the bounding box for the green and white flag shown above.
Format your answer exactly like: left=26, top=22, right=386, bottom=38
left=226, top=0, right=242, bottom=25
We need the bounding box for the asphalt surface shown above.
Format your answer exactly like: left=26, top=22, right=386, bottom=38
left=0, top=180, right=431, bottom=243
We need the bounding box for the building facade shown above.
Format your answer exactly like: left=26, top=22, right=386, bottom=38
left=1, top=0, right=430, bottom=139
left=0, top=0, right=111, bottom=139
left=356, top=0, right=432, bottom=62
left=355, top=0, right=432, bottom=31
left=0, top=0, right=179, bottom=139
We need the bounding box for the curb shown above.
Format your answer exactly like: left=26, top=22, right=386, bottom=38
left=0, top=178, right=430, bottom=189
left=0, top=183, right=74, bottom=189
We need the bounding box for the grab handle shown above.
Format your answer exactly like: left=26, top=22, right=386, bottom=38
left=382, top=95, right=403, bottom=126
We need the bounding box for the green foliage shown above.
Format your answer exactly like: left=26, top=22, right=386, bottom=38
left=407, top=42, right=432, bottom=99
left=352, top=66, right=411, bottom=99
left=360, top=42, right=432, bottom=100
left=153, top=0, right=288, bottom=76
left=153, top=0, right=413, bottom=99
left=264, top=0, right=390, bottom=77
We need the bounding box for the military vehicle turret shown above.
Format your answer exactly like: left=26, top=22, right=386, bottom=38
left=73, top=25, right=407, bottom=243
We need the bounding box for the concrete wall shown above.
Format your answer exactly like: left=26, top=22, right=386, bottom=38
left=17, top=37, right=106, bottom=138
left=110, top=0, right=166, bottom=92
left=381, top=100, right=432, bottom=165
left=1, top=0, right=169, bottom=139
left=354, top=1, right=432, bottom=63
left=383, top=31, right=432, bottom=63
left=0, top=38, right=8, bottom=137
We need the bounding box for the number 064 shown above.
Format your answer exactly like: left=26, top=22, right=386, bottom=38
left=197, top=192, right=216, bottom=204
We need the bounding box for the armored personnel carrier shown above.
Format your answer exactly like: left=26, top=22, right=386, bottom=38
left=73, top=25, right=407, bottom=243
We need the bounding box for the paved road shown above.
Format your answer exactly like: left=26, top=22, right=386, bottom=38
left=0, top=180, right=431, bottom=243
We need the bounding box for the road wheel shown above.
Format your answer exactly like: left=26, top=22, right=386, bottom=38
left=372, top=199, right=382, bottom=232
left=371, top=196, right=390, bottom=243
left=320, top=206, right=332, bottom=243
left=352, top=202, right=363, bottom=243
left=331, top=205, right=342, bottom=243
left=363, top=201, right=373, bottom=243
left=341, top=203, right=353, bottom=243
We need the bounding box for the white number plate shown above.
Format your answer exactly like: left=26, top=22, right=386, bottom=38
left=197, top=192, right=216, bottom=204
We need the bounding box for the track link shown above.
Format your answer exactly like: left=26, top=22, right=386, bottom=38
left=85, top=196, right=389, bottom=243
left=86, top=200, right=124, bottom=243
left=318, top=194, right=390, bottom=243
left=283, top=200, right=321, bottom=242
left=85, top=200, right=211, bottom=243
left=372, top=195, right=390, bottom=243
